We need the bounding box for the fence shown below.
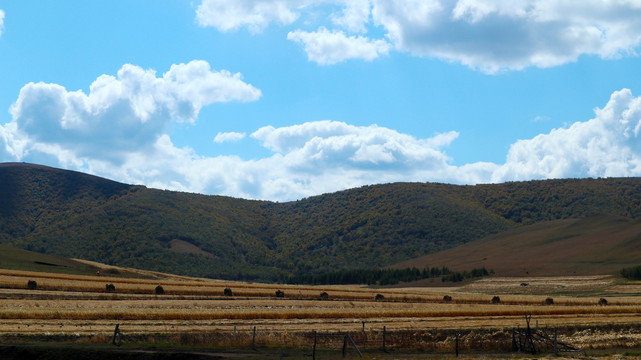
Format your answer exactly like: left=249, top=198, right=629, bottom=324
left=111, top=315, right=579, bottom=357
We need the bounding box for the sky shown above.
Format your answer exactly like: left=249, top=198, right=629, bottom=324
left=1, top=1, right=641, bottom=201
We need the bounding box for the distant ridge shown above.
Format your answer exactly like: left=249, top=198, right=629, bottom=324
left=2, top=162, right=641, bottom=280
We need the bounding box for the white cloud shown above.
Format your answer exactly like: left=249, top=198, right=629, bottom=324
left=0, top=9, right=4, bottom=37
left=372, top=0, right=641, bottom=73
left=214, top=131, right=246, bottom=143
left=3, top=61, right=260, bottom=163
left=196, top=0, right=309, bottom=33
left=197, top=0, right=641, bottom=71
left=491, top=88, right=641, bottom=181
left=330, top=0, right=371, bottom=33
left=287, top=27, right=390, bottom=65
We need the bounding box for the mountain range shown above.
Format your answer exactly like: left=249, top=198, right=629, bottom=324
left=2, top=162, right=641, bottom=281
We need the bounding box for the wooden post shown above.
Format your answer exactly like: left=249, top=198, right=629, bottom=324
left=252, top=326, right=256, bottom=350
left=312, top=330, right=317, bottom=360
left=362, top=321, right=365, bottom=332
left=382, top=326, right=386, bottom=352
left=346, top=334, right=363, bottom=358
left=112, top=324, right=120, bottom=346
left=342, top=335, right=347, bottom=357
left=455, top=332, right=459, bottom=357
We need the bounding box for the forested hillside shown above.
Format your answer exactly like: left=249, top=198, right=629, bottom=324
left=2, top=163, right=641, bottom=281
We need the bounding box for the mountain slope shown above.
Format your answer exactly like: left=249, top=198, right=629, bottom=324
left=2, top=163, right=641, bottom=280
left=393, top=214, right=641, bottom=276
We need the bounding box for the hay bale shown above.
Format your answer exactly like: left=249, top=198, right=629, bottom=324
left=105, top=284, right=116, bottom=293
left=155, top=285, right=165, bottom=295
left=27, top=280, right=37, bottom=290
left=223, top=288, right=233, bottom=296
left=598, top=298, right=608, bottom=306
left=443, top=295, right=453, bottom=303
left=275, top=290, right=285, bottom=298
left=375, top=294, right=385, bottom=301
left=491, top=296, right=501, bottom=304
left=319, top=291, right=329, bottom=300
left=544, top=297, right=554, bottom=305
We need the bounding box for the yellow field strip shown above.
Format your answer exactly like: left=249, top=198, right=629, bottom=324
left=1, top=297, right=640, bottom=321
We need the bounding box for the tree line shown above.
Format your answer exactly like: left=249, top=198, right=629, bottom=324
left=621, top=265, right=641, bottom=280
left=287, top=266, right=492, bottom=285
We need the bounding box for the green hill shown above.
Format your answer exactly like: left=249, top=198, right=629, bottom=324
left=2, top=163, right=641, bottom=281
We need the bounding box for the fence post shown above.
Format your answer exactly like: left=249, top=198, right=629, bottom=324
left=252, top=326, right=256, bottom=350
left=346, top=334, right=363, bottom=358
left=455, top=332, right=459, bottom=357
left=382, top=326, right=386, bottom=353
left=313, top=330, right=317, bottom=360
left=112, top=324, right=121, bottom=346
left=343, top=335, right=347, bottom=357
left=362, top=321, right=365, bottom=332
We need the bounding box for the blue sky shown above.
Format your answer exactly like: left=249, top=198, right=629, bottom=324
left=1, top=1, right=641, bottom=201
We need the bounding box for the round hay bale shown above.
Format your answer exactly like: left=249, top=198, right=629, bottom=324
left=598, top=298, right=608, bottom=306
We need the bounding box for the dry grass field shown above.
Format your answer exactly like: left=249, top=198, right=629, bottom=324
left=2, top=266, right=641, bottom=358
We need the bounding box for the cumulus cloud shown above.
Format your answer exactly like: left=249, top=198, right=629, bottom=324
left=287, top=27, right=390, bottom=65
left=491, top=88, right=641, bottom=181
left=252, top=120, right=456, bottom=169
left=197, top=0, right=641, bottom=71
left=214, top=131, right=246, bottom=143
left=3, top=61, right=260, bottom=163
left=372, top=0, right=641, bottom=72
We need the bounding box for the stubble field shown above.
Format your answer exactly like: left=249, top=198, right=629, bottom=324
left=2, top=266, right=641, bottom=358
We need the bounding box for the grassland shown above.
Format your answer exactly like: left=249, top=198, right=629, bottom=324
left=2, top=266, right=641, bottom=359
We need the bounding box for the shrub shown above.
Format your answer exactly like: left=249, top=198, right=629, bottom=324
left=491, top=296, right=501, bottom=304
left=105, top=284, right=116, bottom=293
left=319, top=291, right=329, bottom=300
left=375, top=294, right=385, bottom=301
left=275, top=290, right=284, bottom=298
left=443, top=295, right=452, bottom=303
left=223, top=288, right=233, bottom=296
left=544, top=297, right=554, bottom=305
left=155, top=285, right=165, bottom=295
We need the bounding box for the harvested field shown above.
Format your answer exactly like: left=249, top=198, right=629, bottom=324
left=2, top=268, right=641, bottom=358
